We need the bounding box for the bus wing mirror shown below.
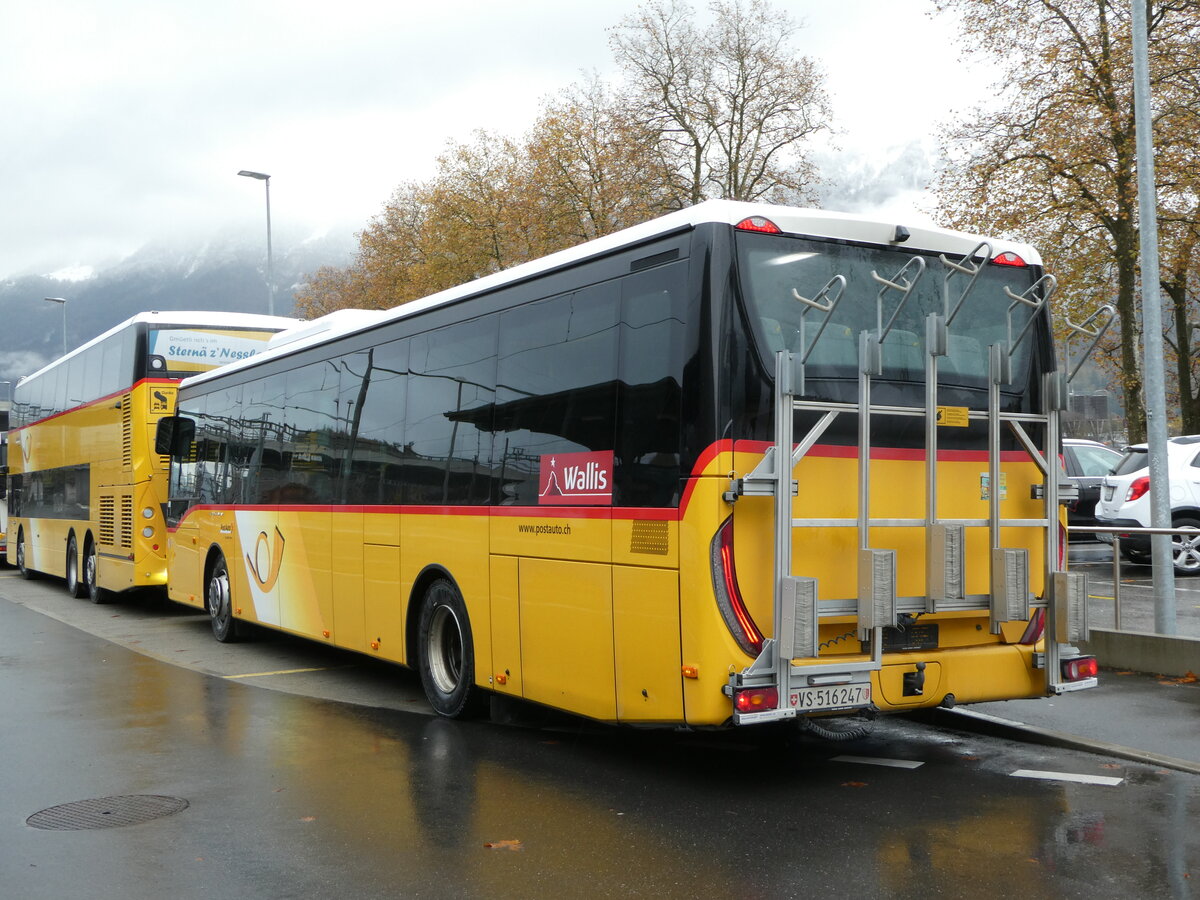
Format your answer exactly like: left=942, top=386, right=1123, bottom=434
left=155, top=416, right=195, bottom=457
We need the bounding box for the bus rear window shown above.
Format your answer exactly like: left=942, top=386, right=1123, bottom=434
left=735, top=233, right=1044, bottom=391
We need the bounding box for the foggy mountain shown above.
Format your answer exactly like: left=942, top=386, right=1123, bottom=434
left=0, top=148, right=943, bottom=389
left=0, top=229, right=355, bottom=384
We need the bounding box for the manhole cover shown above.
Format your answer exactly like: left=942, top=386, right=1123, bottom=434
left=26, top=795, right=189, bottom=830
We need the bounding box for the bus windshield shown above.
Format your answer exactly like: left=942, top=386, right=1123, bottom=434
left=146, top=326, right=278, bottom=378
left=736, top=232, right=1043, bottom=391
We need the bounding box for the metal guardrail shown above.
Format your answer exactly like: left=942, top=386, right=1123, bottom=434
left=1069, top=524, right=1200, bottom=630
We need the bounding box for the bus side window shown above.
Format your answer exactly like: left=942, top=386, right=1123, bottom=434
left=275, top=363, right=339, bottom=505
left=494, top=283, right=619, bottom=505
left=617, top=263, right=686, bottom=507
left=343, top=341, right=408, bottom=506
left=66, top=354, right=85, bottom=410
left=404, top=318, right=498, bottom=506
left=82, top=343, right=103, bottom=406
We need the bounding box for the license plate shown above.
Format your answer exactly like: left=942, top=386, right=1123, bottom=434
left=789, top=684, right=871, bottom=712
left=1104, top=485, right=1115, bottom=501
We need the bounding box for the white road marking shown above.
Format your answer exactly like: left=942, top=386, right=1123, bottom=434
left=1010, top=769, right=1124, bottom=786
left=832, top=755, right=924, bottom=769
left=224, top=666, right=331, bottom=679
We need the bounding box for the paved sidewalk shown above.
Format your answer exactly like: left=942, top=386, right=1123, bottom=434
left=922, top=667, right=1200, bottom=774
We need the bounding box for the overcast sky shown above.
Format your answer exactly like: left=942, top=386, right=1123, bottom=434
left=0, top=0, right=988, bottom=281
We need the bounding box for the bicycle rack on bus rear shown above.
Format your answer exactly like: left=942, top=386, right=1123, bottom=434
left=727, top=245, right=1109, bottom=722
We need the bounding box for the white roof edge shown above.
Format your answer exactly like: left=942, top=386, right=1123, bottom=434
left=16, top=310, right=299, bottom=386
left=266, top=309, right=386, bottom=350
left=182, top=200, right=1044, bottom=388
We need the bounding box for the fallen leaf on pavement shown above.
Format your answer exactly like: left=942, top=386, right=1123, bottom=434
left=841, top=781, right=868, bottom=788
left=484, top=839, right=524, bottom=851
left=1159, top=672, right=1197, bottom=685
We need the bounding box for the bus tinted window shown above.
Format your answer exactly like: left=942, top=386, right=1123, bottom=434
left=100, top=334, right=132, bottom=397
left=66, top=354, right=86, bottom=409
left=240, top=378, right=289, bottom=504
left=617, top=263, right=686, bottom=506
left=405, top=318, right=498, bottom=506
left=278, top=362, right=340, bottom=505
left=495, top=284, right=620, bottom=505
left=737, top=232, right=1042, bottom=391
left=193, top=388, right=242, bottom=505
left=344, top=342, right=408, bottom=506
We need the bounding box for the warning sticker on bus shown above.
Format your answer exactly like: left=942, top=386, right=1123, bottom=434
left=538, top=451, right=614, bottom=506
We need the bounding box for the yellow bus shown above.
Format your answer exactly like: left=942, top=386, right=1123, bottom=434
left=7, top=311, right=296, bottom=602
left=0, top=398, right=9, bottom=562
left=158, top=201, right=1098, bottom=729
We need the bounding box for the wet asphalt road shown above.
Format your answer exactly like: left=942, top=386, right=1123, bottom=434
left=1, top=573, right=1197, bottom=899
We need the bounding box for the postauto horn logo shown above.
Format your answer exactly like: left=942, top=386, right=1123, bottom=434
left=247, top=526, right=286, bottom=591
left=538, top=451, right=614, bottom=506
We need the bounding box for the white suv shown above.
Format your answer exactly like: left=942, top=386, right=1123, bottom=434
left=1095, top=435, right=1200, bottom=574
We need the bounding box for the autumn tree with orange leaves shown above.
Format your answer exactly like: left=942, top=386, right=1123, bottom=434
left=931, top=0, right=1200, bottom=442
left=295, top=0, right=829, bottom=318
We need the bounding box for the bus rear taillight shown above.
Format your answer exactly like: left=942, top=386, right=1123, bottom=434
left=992, top=251, right=1028, bottom=267
left=1062, top=656, right=1099, bottom=682
left=711, top=517, right=764, bottom=656
left=734, top=687, right=778, bottom=713
left=735, top=216, right=782, bottom=234
left=1018, top=607, right=1046, bottom=644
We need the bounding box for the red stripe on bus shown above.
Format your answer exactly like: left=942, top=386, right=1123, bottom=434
left=169, top=503, right=682, bottom=533
left=163, top=437, right=1038, bottom=533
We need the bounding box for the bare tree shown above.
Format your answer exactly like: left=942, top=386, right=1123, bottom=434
left=932, top=0, right=1200, bottom=442
left=610, top=0, right=830, bottom=207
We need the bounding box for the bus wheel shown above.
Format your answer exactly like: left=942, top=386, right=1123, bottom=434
left=16, top=529, right=35, bottom=580
left=417, top=578, right=485, bottom=719
left=85, top=540, right=111, bottom=605
left=207, top=553, right=241, bottom=643
left=65, top=535, right=85, bottom=598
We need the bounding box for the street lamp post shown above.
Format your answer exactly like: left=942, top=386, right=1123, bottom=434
left=237, top=170, right=275, bottom=316
left=43, top=296, right=68, bottom=357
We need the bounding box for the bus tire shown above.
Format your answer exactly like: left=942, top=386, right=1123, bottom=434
left=84, top=539, right=112, bottom=604
left=207, top=553, right=242, bottom=643
left=417, top=578, right=486, bottom=719
left=65, top=534, right=86, bottom=598
left=16, top=529, right=35, bottom=580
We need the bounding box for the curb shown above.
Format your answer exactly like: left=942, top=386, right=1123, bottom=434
left=913, top=706, right=1200, bottom=776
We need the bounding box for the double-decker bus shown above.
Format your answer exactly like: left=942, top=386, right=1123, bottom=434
left=0, top=397, right=9, bottom=561
left=7, top=311, right=296, bottom=602
left=157, top=201, right=1098, bottom=729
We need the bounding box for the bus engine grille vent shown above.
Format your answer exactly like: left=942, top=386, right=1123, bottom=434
left=119, top=495, right=134, bottom=549
left=99, top=497, right=115, bottom=546
left=121, top=393, right=133, bottom=469
left=630, top=520, right=670, bottom=556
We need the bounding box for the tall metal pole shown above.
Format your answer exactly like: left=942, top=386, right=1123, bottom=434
left=1131, top=0, right=1177, bottom=632
left=238, top=170, right=275, bottom=316
left=264, top=175, right=275, bottom=317
left=43, top=296, right=68, bottom=357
